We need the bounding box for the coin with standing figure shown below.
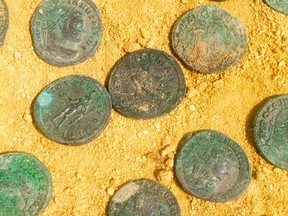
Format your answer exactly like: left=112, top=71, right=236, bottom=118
left=0, top=152, right=53, bottom=216
left=33, top=75, right=112, bottom=145
left=0, top=0, right=8, bottom=47
left=254, top=94, right=288, bottom=170
left=264, top=0, right=288, bottom=14
left=31, top=0, right=103, bottom=66
left=108, top=49, right=186, bottom=119
left=108, top=179, right=181, bottom=216
left=171, top=5, right=247, bottom=74
left=175, top=130, right=251, bottom=202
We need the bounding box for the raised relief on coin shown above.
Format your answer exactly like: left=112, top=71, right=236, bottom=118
left=108, top=49, right=186, bottom=119
left=0, top=153, right=53, bottom=216
left=0, top=0, right=8, bottom=47
left=171, top=5, right=247, bottom=74
left=254, top=94, right=288, bottom=170
left=175, top=130, right=251, bottom=202
left=31, top=0, right=102, bottom=66
left=264, top=0, right=288, bottom=14
left=33, top=75, right=112, bottom=145
left=108, top=179, right=181, bottom=216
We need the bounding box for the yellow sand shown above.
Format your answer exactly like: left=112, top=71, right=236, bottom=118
left=1, top=0, right=288, bottom=215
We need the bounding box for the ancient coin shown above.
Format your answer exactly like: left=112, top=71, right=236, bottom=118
left=171, top=5, right=247, bottom=74
left=253, top=94, right=288, bottom=170
left=0, top=152, right=53, bottom=216
left=31, top=0, right=103, bottom=66
left=108, top=49, right=186, bottom=119
left=33, top=75, right=112, bottom=145
left=264, top=0, right=288, bottom=14
left=0, top=0, right=8, bottom=47
left=175, top=130, right=251, bottom=202
left=108, top=179, right=181, bottom=216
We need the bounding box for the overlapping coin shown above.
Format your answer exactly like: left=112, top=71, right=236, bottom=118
left=171, top=5, right=247, bottom=74
left=264, top=0, right=288, bottom=14
left=0, top=152, right=53, bottom=216
left=254, top=94, right=288, bottom=170
left=108, top=179, right=181, bottom=216
left=108, top=49, right=186, bottom=119
left=0, top=0, right=8, bottom=47
left=175, top=130, right=251, bottom=202
left=33, top=75, right=111, bottom=145
left=31, top=0, right=103, bottom=66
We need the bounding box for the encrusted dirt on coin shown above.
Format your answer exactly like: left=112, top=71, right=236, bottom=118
left=0, top=0, right=288, bottom=215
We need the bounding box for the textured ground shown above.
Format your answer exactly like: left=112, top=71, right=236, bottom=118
left=1, top=0, right=288, bottom=215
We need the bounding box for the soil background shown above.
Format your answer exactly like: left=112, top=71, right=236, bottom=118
left=1, top=0, right=288, bottom=215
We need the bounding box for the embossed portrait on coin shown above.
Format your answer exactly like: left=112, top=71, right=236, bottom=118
left=186, top=146, right=238, bottom=196
left=136, top=194, right=170, bottom=216
left=267, top=108, right=288, bottom=162
left=42, top=8, right=85, bottom=60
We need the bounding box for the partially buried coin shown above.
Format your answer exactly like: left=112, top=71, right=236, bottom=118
left=0, top=0, right=8, bottom=47
left=33, top=75, right=112, bottom=145
left=108, top=179, right=181, bottom=216
left=264, top=0, right=288, bottom=14
left=0, top=152, right=53, bottom=216
left=254, top=94, right=288, bottom=170
left=31, top=0, right=102, bottom=66
left=108, top=49, right=186, bottom=119
left=175, top=130, right=251, bottom=202
left=171, top=5, right=247, bottom=74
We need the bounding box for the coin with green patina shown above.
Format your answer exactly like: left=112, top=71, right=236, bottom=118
left=0, top=152, right=53, bottom=216
left=264, top=0, right=288, bottom=14
left=253, top=94, right=288, bottom=170
left=108, top=179, right=181, bottom=216
left=175, top=130, right=251, bottom=202
left=0, top=0, right=8, bottom=47
left=171, top=5, right=247, bottom=74
left=31, top=0, right=103, bottom=66
left=108, top=49, right=186, bottom=119
left=33, top=75, right=112, bottom=145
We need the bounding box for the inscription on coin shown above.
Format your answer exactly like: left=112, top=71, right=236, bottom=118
left=33, top=75, right=112, bottom=145
left=175, top=130, right=251, bottom=202
left=0, top=0, right=8, bottom=47
left=254, top=94, right=288, bottom=170
left=264, top=0, right=288, bottom=14
left=0, top=152, right=53, bottom=216
left=108, top=49, right=186, bottom=119
left=108, top=179, right=181, bottom=216
left=31, top=0, right=102, bottom=66
left=171, top=5, right=247, bottom=74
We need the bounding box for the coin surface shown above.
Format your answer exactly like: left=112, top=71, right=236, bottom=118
left=31, top=0, right=102, bottom=66
left=108, top=179, right=181, bottom=216
left=0, top=152, right=53, bottom=216
left=108, top=49, right=186, bottom=119
left=175, top=130, right=251, bottom=202
left=0, top=0, right=8, bottom=47
left=171, top=5, right=247, bottom=74
left=33, top=75, right=112, bottom=145
left=253, top=94, right=288, bottom=170
left=264, top=0, right=288, bottom=14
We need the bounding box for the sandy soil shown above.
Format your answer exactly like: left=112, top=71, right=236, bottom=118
left=1, top=0, right=288, bottom=215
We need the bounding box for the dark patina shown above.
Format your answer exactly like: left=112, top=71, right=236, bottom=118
left=108, top=49, right=186, bottom=119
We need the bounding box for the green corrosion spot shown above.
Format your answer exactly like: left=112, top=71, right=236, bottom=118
left=37, top=91, right=54, bottom=108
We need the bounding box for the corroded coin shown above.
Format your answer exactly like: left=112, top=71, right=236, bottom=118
left=175, top=130, right=251, bottom=202
left=108, top=179, right=181, bottom=216
left=108, top=49, right=186, bottom=119
left=0, top=0, right=8, bottom=47
left=31, top=0, right=102, bottom=66
left=254, top=94, right=288, bottom=170
left=33, top=75, right=111, bottom=145
left=0, top=152, right=53, bottom=216
left=171, top=5, right=247, bottom=74
left=264, top=0, right=288, bottom=14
